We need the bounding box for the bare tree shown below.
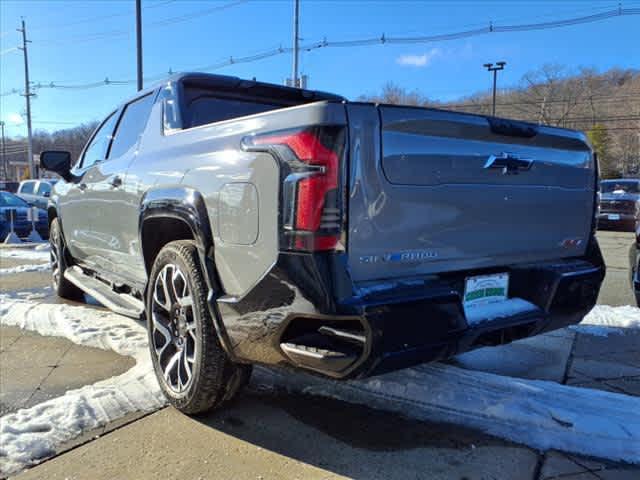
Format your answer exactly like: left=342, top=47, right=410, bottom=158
left=360, top=66, right=640, bottom=178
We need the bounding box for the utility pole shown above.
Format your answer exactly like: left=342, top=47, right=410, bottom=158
left=292, top=0, right=300, bottom=88
left=136, top=0, right=143, bottom=91
left=483, top=61, right=506, bottom=116
left=18, top=18, right=35, bottom=179
left=0, top=121, right=7, bottom=181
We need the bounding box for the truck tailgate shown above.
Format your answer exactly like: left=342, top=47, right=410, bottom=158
left=347, top=104, right=596, bottom=283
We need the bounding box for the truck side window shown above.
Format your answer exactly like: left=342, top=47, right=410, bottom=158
left=36, top=182, right=51, bottom=196
left=108, top=93, right=155, bottom=159
left=80, top=111, right=119, bottom=169
left=19, top=181, right=35, bottom=194
left=160, top=84, right=181, bottom=132
left=185, top=96, right=279, bottom=128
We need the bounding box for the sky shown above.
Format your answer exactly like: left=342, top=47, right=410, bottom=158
left=0, top=0, right=639, bottom=138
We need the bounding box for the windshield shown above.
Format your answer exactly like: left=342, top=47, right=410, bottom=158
left=601, top=180, right=640, bottom=194
left=0, top=191, right=29, bottom=207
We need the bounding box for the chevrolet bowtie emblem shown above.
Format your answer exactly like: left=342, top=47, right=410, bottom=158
left=484, top=152, right=533, bottom=175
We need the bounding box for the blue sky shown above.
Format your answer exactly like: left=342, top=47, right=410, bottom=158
left=1, top=0, right=639, bottom=137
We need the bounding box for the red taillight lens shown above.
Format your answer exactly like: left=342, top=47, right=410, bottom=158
left=244, top=127, right=345, bottom=252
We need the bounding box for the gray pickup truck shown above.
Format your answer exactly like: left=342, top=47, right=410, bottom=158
left=41, top=73, right=605, bottom=414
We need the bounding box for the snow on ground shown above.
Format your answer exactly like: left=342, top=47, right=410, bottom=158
left=572, top=304, right=640, bottom=336
left=0, top=246, right=50, bottom=262
left=0, top=297, right=165, bottom=477
left=0, top=262, right=51, bottom=275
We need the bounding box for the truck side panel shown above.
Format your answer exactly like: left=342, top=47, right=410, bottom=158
left=136, top=99, right=348, bottom=299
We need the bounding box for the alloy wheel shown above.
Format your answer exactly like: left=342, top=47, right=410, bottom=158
left=50, top=234, right=60, bottom=288
left=151, top=263, right=197, bottom=394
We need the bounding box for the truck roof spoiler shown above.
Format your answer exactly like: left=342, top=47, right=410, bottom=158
left=178, top=72, right=345, bottom=104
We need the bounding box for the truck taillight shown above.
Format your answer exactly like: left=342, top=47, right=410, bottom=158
left=242, top=126, right=346, bottom=252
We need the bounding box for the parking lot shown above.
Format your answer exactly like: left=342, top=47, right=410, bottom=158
left=1, top=231, right=638, bottom=479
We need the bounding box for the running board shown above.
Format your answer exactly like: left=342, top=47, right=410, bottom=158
left=64, top=266, right=144, bottom=319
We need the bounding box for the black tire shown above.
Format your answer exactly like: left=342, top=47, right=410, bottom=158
left=146, top=240, right=250, bottom=414
left=49, top=218, right=84, bottom=300
left=633, top=266, right=640, bottom=308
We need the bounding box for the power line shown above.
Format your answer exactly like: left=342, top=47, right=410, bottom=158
left=32, top=120, right=81, bottom=125
left=0, top=47, right=19, bottom=56
left=0, top=0, right=177, bottom=37
left=27, top=0, right=249, bottom=47
left=0, top=5, right=635, bottom=97
left=442, top=94, right=640, bottom=109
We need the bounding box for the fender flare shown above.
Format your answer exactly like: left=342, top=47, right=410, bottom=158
left=139, top=186, right=237, bottom=361
left=139, top=186, right=214, bottom=261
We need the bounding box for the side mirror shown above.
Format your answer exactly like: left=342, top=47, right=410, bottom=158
left=43, top=191, right=51, bottom=198
left=40, top=151, right=72, bottom=180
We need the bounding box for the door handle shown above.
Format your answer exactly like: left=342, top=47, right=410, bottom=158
left=110, top=176, right=122, bottom=188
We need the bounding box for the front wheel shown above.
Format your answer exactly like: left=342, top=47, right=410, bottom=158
left=49, top=218, right=84, bottom=300
left=147, top=240, right=250, bottom=414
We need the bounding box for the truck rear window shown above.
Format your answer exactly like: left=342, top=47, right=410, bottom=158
left=601, top=181, right=639, bottom=194
left=184, top=95, right=281, bottom=129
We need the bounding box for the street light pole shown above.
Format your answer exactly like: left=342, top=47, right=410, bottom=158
left=136, top=0, right=143, bottom=91
left=483, top=61, right=506, bottom=116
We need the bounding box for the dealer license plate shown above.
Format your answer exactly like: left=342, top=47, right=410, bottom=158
left=463, top=273, right=509, bottom=312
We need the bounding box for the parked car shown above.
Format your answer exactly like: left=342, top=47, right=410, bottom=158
left=0, top=191, right=48, bottom=240
left=597, top=178, right=640, bottom=231
left=16, top=178, right=58, bottom=209
left=40, top=72, right=605, bottom=414
left=0, top=181, right=19, bottom=193
left=630, top=224, right=640, bottom=306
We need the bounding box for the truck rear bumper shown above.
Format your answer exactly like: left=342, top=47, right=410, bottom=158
left=215, top=239, right=605, bottom=379
left=597, top=213, right=637, bottom=230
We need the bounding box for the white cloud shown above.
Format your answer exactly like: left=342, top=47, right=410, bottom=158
left=397, top=48, right=442, bottom=67
left=7, top=112, right=24, bottom=125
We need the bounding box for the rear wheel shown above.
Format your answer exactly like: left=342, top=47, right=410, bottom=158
left=49, top=218, right=84, bottom=300
left=147, top=240, right=250, bottom=414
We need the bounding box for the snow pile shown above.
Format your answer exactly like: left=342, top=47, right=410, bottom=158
left=0, top=247, right=50, bottom=262
left=572, top=305, right=640, bottom=337
left=0, top=298, right=165, bottom=476
left=0, top=262, right=51, bottom=276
